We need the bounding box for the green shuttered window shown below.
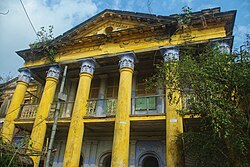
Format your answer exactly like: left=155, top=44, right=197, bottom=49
left=135, top=97, right=156, bottom=111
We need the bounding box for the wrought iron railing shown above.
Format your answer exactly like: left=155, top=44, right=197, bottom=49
left=86, top=98, right=117, bottom=117
left=48, top=101, right=74, bottom=119
left=17, top=95, right=165, bottom=119
left=131, top=95, right=165, bottom=115
left=19, top=104, right=39, bottom=119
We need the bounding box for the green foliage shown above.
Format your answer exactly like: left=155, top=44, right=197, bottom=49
left=0, top=136, right=32, bottom=167
left=177, top=6, right=192, bottom=26
left=30, top=25, right=56, bottom=63
left=148, top=36, right=250, bottom=166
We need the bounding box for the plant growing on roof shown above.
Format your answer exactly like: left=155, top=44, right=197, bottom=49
left=177, top=6, right=192, bottom=29
left=30, top=25, right=56, bottom=63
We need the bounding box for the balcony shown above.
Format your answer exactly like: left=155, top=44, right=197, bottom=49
left=17, top=95, right=165, bottom=120
left=86, top=98, right=117, bottom=117
left=18, top=102, right=74, bottom=120
left=18, top=104, right=38, bottom=119
left=48, top=101, right=74, bottom=119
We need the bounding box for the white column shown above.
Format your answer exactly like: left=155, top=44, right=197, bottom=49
left=129, top=140, right=136, bottom=167
left=211, top=39, right=231, bottom=54
left=157, top=89, right=164, bottom=113
left=96, top=75, right=108, bottom=117
left=64, top=80, right=77, bottom=117
left=83, top=141, right=92, bottom=167
left=131, top=75, right=136, bottom=115
left=90, top=141, right=98, bottom=167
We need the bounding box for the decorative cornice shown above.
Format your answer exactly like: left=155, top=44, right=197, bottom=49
left=160, top=46, right=179, bottom=62
left=18, top=69, right=31, bottom=84
left=80, top=58, right=96, bottom=75
left=118, top=52, right=135, bottom=70
left=211, top=38, right=232, bottom=54
left=47, top=66, right=61, bottom=80
left=218, top=42, right=230, bottom=54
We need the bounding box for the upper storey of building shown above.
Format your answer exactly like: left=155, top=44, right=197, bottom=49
left=16, top=7, right=236, bottom=79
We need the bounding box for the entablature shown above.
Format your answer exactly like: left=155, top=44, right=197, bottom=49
left=16, top=7, right=236, bottom=70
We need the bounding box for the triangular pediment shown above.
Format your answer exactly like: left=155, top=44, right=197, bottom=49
left=58, top=9, right=174, bottom=41
left=75, top=19, right=146, bottom=38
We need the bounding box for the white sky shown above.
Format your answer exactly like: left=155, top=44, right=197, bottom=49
left=0, top=0, right=98, bottom=77
left=0, top=0, right=249, bottom=78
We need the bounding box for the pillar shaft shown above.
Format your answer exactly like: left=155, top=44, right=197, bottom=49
left=112, top=53, right=134, bottom=167
left=2, top=82, right=29, bottom=142
left=63, top=59, right=95, bottom=167
left=165, top=88, right=183, bottom=166
left=1, top=70, right=31, bottom=142
left=29, top=66, right=60, bottom=167
left=161, top=46, right=183, bottom=166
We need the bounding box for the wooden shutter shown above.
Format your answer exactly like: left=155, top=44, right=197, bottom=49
left=148, top=97, right=156, bottom=110
left=136, top=97, right=147, bottom=110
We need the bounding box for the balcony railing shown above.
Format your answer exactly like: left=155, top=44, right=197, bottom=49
left=17, top=95, right=164, bottom=120
left=86, top=99, right=117, bottom=117
left=131, top=95, right=165, bottom=115
left=48, top=101, right=74, bottom=119
left=19, top=104, right=39, bottom=119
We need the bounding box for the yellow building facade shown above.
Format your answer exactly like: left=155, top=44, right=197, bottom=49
left=1, top=7, right=236, bottom=167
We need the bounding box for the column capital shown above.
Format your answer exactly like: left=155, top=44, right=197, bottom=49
left=160, top=46, right=179, bottom=62
left=18, top=69, right=31, bottom=84
left=47, top=65, right=60, bottom=80
left=211, top=37, right=232, bottom=54
left=80, top=58, right=96, bottom=75
left=118, top=52, right=136, bottom=70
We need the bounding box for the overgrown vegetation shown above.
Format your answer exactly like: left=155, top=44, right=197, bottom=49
left=177, top=6, right=192, bottom=26
left=0, top=136, right=34, bottom=167
left=29, top=25, right=56, bottom=63
left=147, top=36, right=250, bottom=166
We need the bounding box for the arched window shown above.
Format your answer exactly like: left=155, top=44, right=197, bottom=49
left=102, top=154, right=111, bottom=167
left=138, top=153, right=161, bottom=167
left=142, top=156, right=159, bottom=167
left=99, top=152, right=112, bottom=167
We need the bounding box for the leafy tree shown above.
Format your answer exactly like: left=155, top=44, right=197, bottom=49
left=147, top=36, right=250, bottom=166
left=0, top=136, right=34, bottom=167
left=29, top=25, right=56, bottom=63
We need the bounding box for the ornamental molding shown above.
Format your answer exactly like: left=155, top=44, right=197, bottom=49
left=160, top=46, right=179, bottom=62
left=118, top=52, right=136, bottom=70
left=211, top=38, right=232, bottom=54
left=217, top=42, right=230, bottom=54
left=18, top=69, right=31, bottom=84
left=80, top=58, right=96, bottom=75
left=47, top=66, right=61, bottom=79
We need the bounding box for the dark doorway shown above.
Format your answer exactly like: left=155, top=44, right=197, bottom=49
left=103, top=154, right=111, bottom=167
left=142, top=156, right=159, bottom=167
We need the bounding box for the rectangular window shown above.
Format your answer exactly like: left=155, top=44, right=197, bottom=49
left=89, top=78, right=100, bottom=99
left=136, top=74, right=156, bottom=96
left=105, top=76, right=119, bottom=98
